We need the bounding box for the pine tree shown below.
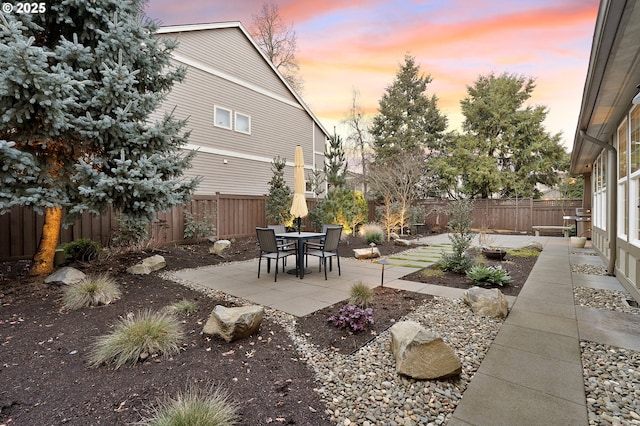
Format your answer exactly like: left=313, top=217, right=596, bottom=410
left=0, top=1, right=199, bottom=275
left=370, top=55, right=447, bottom=161
left=265, top=156, right=292, bottom=225
left=325, top=133, right=347, bottom=190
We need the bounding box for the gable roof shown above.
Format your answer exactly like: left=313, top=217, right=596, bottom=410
left=570, top=0, right=640, bottom=175
left=156, top=21, right=331, bottom=140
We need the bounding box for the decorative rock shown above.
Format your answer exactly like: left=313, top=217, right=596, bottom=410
left=44, top=267, right=86, bottom=285
left=394, top=239, right=411, bottom=247
left=126, top=255, right=166, bottom=275
left=519, top=242, right=543, bottom=252
left=389, top=232, right=400, bottom=240
left=389, top=321, right=462, bottom=380
left=354, top=247, right=381, bottom=259
left=203, top=305, right=265, bottom=342
left=462, top=286, right=509, bottom=318
left=209, top=239, right=231, bottom=255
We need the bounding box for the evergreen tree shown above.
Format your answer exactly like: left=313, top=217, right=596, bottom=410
left=0, top=1, right=199, bottom=275
left=370, top=54, right=447, bottom=161
left=434, top=72, right=566, bottom=199
left=265, top=156, right=292, bottom=225
left=324, top=133, right=347, bottom=190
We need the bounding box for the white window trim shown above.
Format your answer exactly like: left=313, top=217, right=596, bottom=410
left=234, top=111, right=251, bottom=135
left=214, top=105, right=232, bottom=130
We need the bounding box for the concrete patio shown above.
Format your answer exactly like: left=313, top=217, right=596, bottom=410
left=169, top=234, right=640, bottom=425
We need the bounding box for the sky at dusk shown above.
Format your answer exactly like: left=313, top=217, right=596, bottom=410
left=145, top=0, right=600, bottom=150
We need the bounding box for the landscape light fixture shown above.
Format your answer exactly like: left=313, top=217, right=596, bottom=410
left=633, top=83, right=640, bottom=105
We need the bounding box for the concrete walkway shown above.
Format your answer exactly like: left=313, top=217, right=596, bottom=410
left=169, top=234, right=640, bottom=425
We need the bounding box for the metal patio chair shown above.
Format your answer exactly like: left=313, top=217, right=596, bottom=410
left=304, top=225, right=342, bottom=280
left=256, top=227, right=297, bottom=282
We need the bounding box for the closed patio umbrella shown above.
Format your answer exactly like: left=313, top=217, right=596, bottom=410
left=290, top=145, right=308, bottom=233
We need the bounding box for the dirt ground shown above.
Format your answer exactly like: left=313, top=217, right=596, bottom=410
left=0, top=234, right=535, bottom=425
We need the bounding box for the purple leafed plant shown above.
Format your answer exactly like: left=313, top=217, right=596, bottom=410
left=327, top=304, right=374, bottom=332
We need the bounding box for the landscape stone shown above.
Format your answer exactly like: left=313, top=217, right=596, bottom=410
left=519, top=241, right=543, bottom=252
left=209, top=239, right=231, bottom=255
left=394, top=239, right=411, bottom=247
left=354, top=247, right=381, bottom=259
left=462, top=286, right=509, bottom=318
left=44, top=267, right=86, bottom=285
left=203, top=305, right=265, bottom=342
left=389, top=232, right=400, bottom=240
left=126, top=255, right=166, bottom=275
left=389, top=321, right=462, bottom=380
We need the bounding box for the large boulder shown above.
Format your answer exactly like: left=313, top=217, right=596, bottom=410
left=209, top=239, right=231, bottom=255
left=44, top=267, right=86, bottom=285
left=354, top=247, right=381, bottom=260
left=389, top=321, right=461, bottom=380
left=462, top=286, right=509, bottom=318
left=203, top=305, right=265, bottom=342
left=394, top=239, right=412, bottom=247
left=126, top=255, right=166, bottom=275
left=519, top=242, right=543, bottom=252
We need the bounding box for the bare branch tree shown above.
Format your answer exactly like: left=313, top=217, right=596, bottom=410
left=343, top=88, right=371, bottom=195
left=251, top=2, right=304, bottom=93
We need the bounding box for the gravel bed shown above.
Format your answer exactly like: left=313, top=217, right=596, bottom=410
left=572, top=263, right=609, bottom=275
left=574, top=286, right=640, bottom=315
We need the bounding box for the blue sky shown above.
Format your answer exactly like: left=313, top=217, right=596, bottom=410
left=145, top=0, right=600, bottom=149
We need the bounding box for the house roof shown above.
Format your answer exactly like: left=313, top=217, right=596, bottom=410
left=570, top=0, right=640, bottom=175
left=156, top=21, right=331, bottom=140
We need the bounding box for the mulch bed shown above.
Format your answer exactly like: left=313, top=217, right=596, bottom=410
left=0, top=234, right=535, bottom=425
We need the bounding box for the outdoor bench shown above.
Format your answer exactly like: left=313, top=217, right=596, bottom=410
left=532, top=225, right=571, bottom=237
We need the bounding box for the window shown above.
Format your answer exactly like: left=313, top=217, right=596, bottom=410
left=214, top=106, right=232, bottom=129
left=593, top=152, right=607, bottom=230
left=235, top=112, right=251, bottom=134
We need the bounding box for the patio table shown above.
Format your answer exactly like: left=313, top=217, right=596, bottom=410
left=276, top=231, right=325, bottom=278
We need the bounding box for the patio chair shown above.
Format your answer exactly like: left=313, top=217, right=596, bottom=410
left=256, top=227, right=297, bottom=282
left=305, top=224, right=339, bottom=251
left=304, top=225, right=342, bottom=280
left=267, top=224, right=295, bottom=249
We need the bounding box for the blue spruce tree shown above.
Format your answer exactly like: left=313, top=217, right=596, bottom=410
left=0, top=1, right=199, bottom=275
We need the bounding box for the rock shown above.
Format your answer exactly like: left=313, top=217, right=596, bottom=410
left=207, top=236, right=217, bottom=243
left=462, top=286, right=509, bottom=318
left=203, top=305, right=265, bottom=342
left=126, top=255, right=166, bottom=275
left=44, top=267, right=86, bottom=285
left=519, top=242, right=543, bottom=252
left=395, top=239, right=411, bottom=247
left=389, top=232, right=400, bottom=240
left=209, top=239, right=231, bottom=255
left=389, top=321, right=461, bottom=380
left=354, top=247, right=381, bottom=259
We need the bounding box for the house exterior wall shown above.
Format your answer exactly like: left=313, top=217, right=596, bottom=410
left=153, top=23, right=328, bottom=197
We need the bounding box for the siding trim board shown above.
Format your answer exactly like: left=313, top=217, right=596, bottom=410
left=184, top=144, right=314, bottom=170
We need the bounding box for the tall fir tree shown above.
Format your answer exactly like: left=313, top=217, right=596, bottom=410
left=324, top=133, right=347, bottom=190
left=370, top=54, right=447, bottom=161
left=0, top=1, right=199, bottom=275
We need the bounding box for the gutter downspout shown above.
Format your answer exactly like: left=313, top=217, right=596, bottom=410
left=580, top=130, right=617, bottom=276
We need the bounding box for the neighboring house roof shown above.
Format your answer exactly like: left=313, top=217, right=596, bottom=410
left=156, top=21, right=331, bottom=141
left=570, top=0, right=640, bottom=175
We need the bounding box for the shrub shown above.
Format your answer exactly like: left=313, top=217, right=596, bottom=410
left=466, top=265, right=513, bottom=287
left=111, top=215, right=150, bottom=250
left=420, top=267, right=444, bottom=279
left=137, top=382, right=238, bottom=426
left=61, top=273, right=121, bottom=310
left=439, top=200, right=475, bottom=273
left=165, top=299, right=199, bottom=315
left=438, top=251, right=474, bottom=274
left=62, top=238, right=100, bottom=262
left=183, top=211, right=215, bottom=239
left=89, top=310, right=184, bottom=369
left=507, top=248, right=540, bottom=258
left=328, top=304, right=374, bottom=332
left=358, top=223, right=384, bottom=245
left=349, top=282, right=374, bottom=308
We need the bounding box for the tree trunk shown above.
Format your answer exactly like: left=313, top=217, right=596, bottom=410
left=30, top=206, right=63, bottom=276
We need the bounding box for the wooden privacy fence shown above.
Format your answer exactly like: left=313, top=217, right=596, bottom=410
left=0, top=196, right=582, bottom=260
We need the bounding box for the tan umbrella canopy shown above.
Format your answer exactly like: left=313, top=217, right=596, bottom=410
left=290, top=145, right=308, bottom=232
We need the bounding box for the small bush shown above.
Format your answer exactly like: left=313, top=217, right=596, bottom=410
left=438, top=251, right=474, bottom=274
left=165, top=299, right=199, bottom=315
left=358, top=223, right=384, bottom=245
left=62, top=238, right=100, bottom=262
left=89, top=310, right=184, bottom=369
left=111, top=215, right=150, bottom=250
left=466, top=264, right=513, bottom=287
left=349, top=282, right=374, bottom=308
left=137, top=382, right=238, bottom=426
left=420, top=267, right=444, bottom=278
left=62, top=273, right=121, bottom=310
left=184, top=211, right=215, bottom=239
left=328, top=304, right=374, bottom=332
